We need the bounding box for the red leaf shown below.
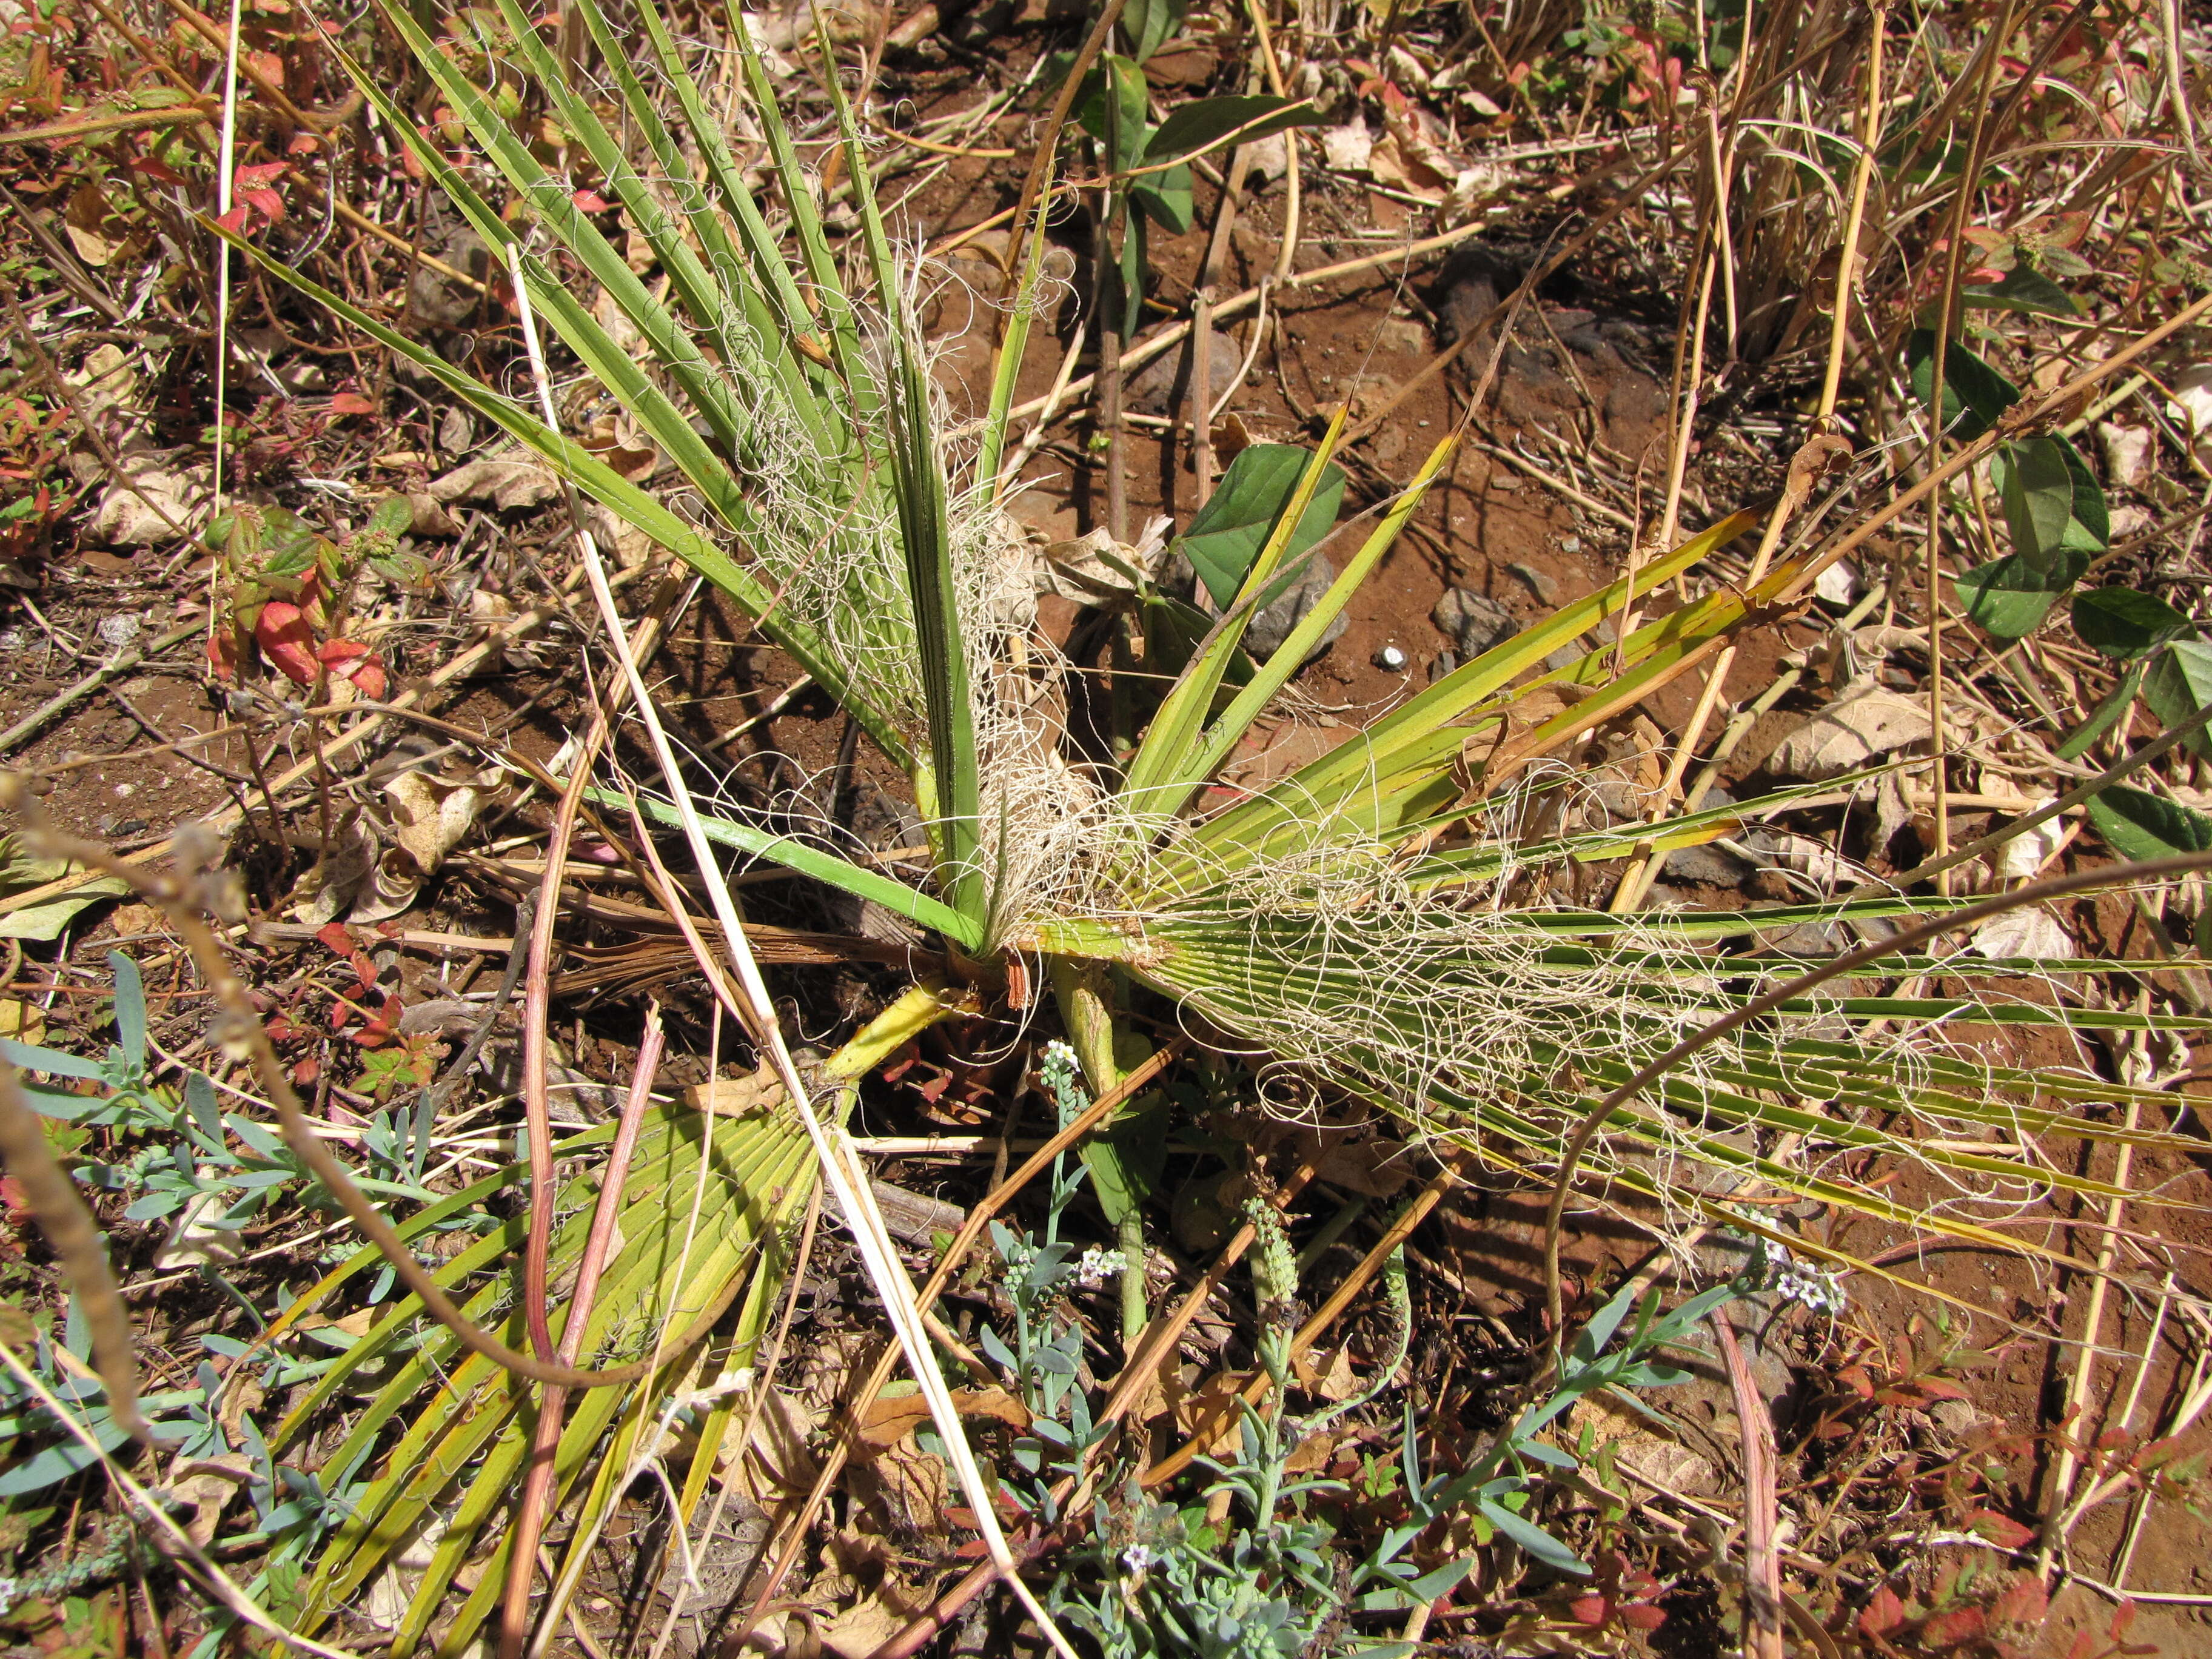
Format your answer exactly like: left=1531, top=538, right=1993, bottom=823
left=1569, top=1595, right=1609, bottom=1627
left=235, top=161, right=288, bottom=186
left=129, top=155, right=189, bottom=186
left=255, top=601, right=319, bottom=684
left=1836, top=1364, right=1875, bottom=1399
left=318, top=639, right=387, bottom=700
left=316, top=921, right=358, bottom=958
left=1991, top=1579, right=2048, bottom=1626
left=0, top=1175, right=30, bottom=1224
left=286, top=132, right=321, bottom=156
left=1922, top=1606, right=1986, bottom=1646
left=213, top=205, right=251, bottom=234
left=571, top=187, right=612, bottom=212
left=290, top=1057, right=319, bottom=1086
left=1967, top=1509, right=2035, bottom=1550
left=206, top=629, right=237, bottom=682
left=327, top=392, right=377, bottom=417
left=241, top=187, right=286, bottom=223
left=1620, top=1604, right=1667, bottom=1632
left=1860, top=1586, right=1907, bottom=1637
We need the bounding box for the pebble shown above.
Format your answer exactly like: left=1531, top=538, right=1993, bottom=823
left=1373, top=644, right=1408, bottom=671
left=1431, top=588, right=1520, bottom=657
left=1506, top=561, right=1559, bottom=606
left=96, top=612, right=142, bottom=650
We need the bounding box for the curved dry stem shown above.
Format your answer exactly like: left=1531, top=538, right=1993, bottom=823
left=1541, top=850, right=2212, bottom=1350
left=0, top=1063, right=147, bottom=1439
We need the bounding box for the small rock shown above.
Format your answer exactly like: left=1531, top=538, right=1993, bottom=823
left=96, top=612, right=141, bottom=650
left=1663, top=842, right=1754, bottom=887
left=1126, top=329, right=1243, bottom=417
left=1559, top=535, right=1581, bottom=554
left=1759, top=921, right=1848, bottom=957
left=1374, top=315, right=1431, bottom=356
left=1505, top=560, right=1558, bottom=606
left=1432, top=587, right=1520, bottom=657
left=90, top=452, right=207, bottom=548
left=1373, top=643, right=1408, bottom=671
left=1246, top=555, right=1346, bottom=663
left=1428, top=650, right=1458, bottom=683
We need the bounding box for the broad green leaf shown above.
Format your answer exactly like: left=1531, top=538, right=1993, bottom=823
left=1076, top=55, right=1151, bottom=172
left=1178, top=434, right=1457, bottom=802
left=1996, top=437, right=2076, bottom=575
left=1122, top=0, right=1187, bottom=61
left=2145, top=638, right=2212, bottom=759
left=1132, top=164, right=1195, bottom=232
left=2086, top=781, right=2212, bottom=860
left=1178, top=443, right=1347, bottom=609
left=1143, top=95, right=1319, bottom=168
left=0, top=836, right=129, bottom=943
left=1954, top=550, right=2088, bottom=640
left=1906, top=330, right=2020, bottom=442
left=1961, top=264, right=2080, bottom=318
left=2072, top=587, right=2193, bottom=659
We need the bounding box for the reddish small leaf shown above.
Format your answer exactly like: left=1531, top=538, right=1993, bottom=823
left=327, top=392, right=377, bottom=417
left=1991, top=1579, right=2048, bottom=1626
left=286, top=132, right=321, bottom=155
left=235, top=161, right=288, bottom=186
left=315, top=922, right=358, bottom=958
left=255, top=600, right=319, bottom=684
left=1966, top=1509, right=2035, bottom=1550
left=1860, top=1586, right=1907, bottom=1637
left=129, top=155, right=189, bottom=186
left=1620, top=1604, right=1667, bottom=1632
left=572, top=188, right=612, bottom=212
left=0, top=1175, right=29, bottom=1224
left=206, top=629, right=237, bottom=681
left=318, top=638, right=387, bottom=700
left=1569, top=1595, right=1609, bottom=1627
left=290, top=1057, right=319, bottom=1086
left=212, top=204, right=251, bottom=234
left=1922, top=1605, right=1986, bottom=1646
left=241, top=188, right=286, bottom=223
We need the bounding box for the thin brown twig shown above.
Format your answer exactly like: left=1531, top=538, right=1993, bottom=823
left=501, top=1006, right=667, bottom=1659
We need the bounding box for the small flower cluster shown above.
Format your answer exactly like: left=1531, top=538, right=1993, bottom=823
left=1737, top=1235, right=1849, bottom=1315
left=1076, top=1245, right=1127, bottom=1289
left=1039, top=1039, right=1088, bottom=1128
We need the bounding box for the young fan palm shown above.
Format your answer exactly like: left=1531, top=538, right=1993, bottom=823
left=224, top=2, right=2204, bottom=1650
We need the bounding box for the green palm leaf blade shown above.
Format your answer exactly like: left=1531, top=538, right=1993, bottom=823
left=287, top=1096, right=811, bottom=1652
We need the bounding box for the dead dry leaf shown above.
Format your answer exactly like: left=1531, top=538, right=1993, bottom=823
left=1973, top=906, right=2074, bottom=960
left=1768, top=679, right=1932, bottom=780
left=427, top=451, right=560, bottom=511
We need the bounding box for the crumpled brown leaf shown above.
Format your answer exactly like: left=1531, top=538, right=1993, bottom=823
left=427, top=449, right=560, bottom=511
left=382, top=764, right=495, bottom=876
left=1769, top=677, right=1932, bottom=780
left=163, top=1453, right=254, bottom=1546
left=90, top=452, right=205, bottom=548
